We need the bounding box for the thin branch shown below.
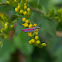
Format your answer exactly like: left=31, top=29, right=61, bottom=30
left=0, top=2, right=8, bottom=5
left=0, top=3, right=45, bottom=15
left=30, top=7, right=45, bottom=15
left=0, top=2, right=62, bottom=37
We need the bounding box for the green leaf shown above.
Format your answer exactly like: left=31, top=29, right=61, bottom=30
left=14, top=32, right=34, bottom=56
left=29, top=0, right=52, bottom=11
left=51, top=0, right=62, bottom=4
left=47, top=37, right=62, bottom=55
left=39, top=16, right=57, bottom=37
left=0, top=39, right=15, bottom=62
left=14, top=18, right=34, bottom=56
left=0, top=0, right=6, bottom=2
left=0, top=5, right=13, bottom=13
left=15, top=18, right=24, bottom=35
left=55, top=47, right=62, bottom=62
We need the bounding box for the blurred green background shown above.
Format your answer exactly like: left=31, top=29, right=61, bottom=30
left=0, top=0, right=62, bottom=62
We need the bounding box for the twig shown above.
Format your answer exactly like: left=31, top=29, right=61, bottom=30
left=0, top=3, right=45, bottom=15
left=0, top=2, right=8, bottom=5
left=30, top=6, right=45, bottom=15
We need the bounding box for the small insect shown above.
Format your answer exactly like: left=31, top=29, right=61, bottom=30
left=22, top=27, right=40, bottom=32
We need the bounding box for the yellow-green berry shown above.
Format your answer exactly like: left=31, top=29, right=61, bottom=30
left=14, top=0, right=17, bottom=2
left=27, top=8, right=30, bottom=11
left=20, top=10, right=23, bottom=14
left=35, top=36, right=39, bottom=40
left=36, top=40, right=40, bottom=44
left=22, top=23, right=28, bottom=27
left=22, top=17, right=26, bottom=22
left=7, top=1, right=10, bottom=4
left=31, top=39, right=35, bottom=43
left=34, top=32, right=38, bottom=35
left=29, top=24, right=32, bottom=28
left=10, top=25, right=14, bottom=28
left=23, top=11, right=27, bottom=15
left=33, top=24, right=37, bottom=27
left=29, top=40, right=32, bottom=44
left=24, top=6, right=27, bottom=9
left=41, top=43, right=46, bottom=46
left=25, top=20, right=29, bottom=23
left=28, top=32, right=32, bottom=37
left=15, top=8, right=18, bottom=12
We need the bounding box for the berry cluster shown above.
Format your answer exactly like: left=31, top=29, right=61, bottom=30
left=48, top=8, right=62, bottom=23
left=0, top=0, right=46, bottom=48
left=0, top=13, right=14, bottom=47
left=15, top=0, right=46, bottom=48
left=56, top=8, right=62, bottom=23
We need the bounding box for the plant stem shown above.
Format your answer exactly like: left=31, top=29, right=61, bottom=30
left=29, top=6, right=45, bottom=15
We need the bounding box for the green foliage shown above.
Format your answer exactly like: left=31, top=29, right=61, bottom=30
left=0, top=39, right=15, bottom=62
left=0, top=5, right=13, bottom=12
left=14, top=19, right=34, bottom=56
left=14, top=32, right=34, bottom=56
left=0, top=0, right=62, bottom=62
